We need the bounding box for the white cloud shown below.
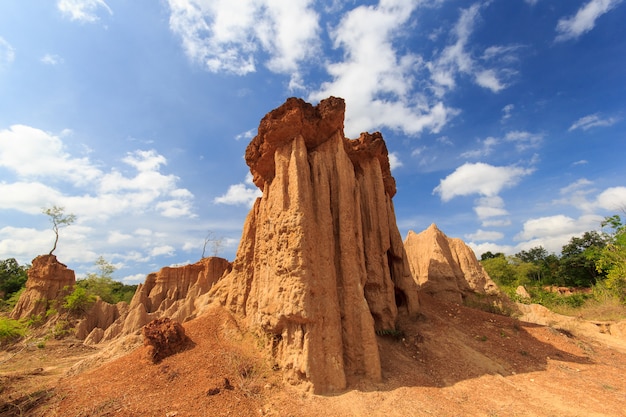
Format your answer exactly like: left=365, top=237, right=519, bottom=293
left=555, top=0, right=623, bottom=42
left=465, top=229, right=504, bottom=242
left=0, top=125, right=102, bottom=186
left=515, top=214, right=604, bottom=252
left=433, top=162, right=533, bottom=202
left=0, top=182, right=63, bottom=214
left=475, top=69, right=506, bottom=92
left=214, top=183, right=262, bottom=207
left=504, top=130, right=543, bottom=151
left=0, top=123, right=199, bottom=275
left=0, top=37, right=15, bottom=67
left=388, top=152, right=402, bottom=171
left=107, top=231, right=132, bottom=244
left=554, top=180, right=626, bottom=214
left=595, top=187, right=626, bottom=211
left=309, top=1, right=457, bottom=137
left=474, top=196, right=509, bottom=221
left=41, top=54, right=63, bottom=65
left=501, top=104, right=514, bottom=122
left=150, top=245, right=176, bottom=257
left=57, top=0, right=113, bottom=23
left=460, top=136, right=498, bottom=159
left=167, top=0, right=320, bottom=83
left=568, top=113, right=620, bottom=131
left=235, top=128, right=256, bottom=141
left=427, top=4, right=517, bottom=97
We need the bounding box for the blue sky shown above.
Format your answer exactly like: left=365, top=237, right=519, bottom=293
left=1, top=0, right=625, bottom=283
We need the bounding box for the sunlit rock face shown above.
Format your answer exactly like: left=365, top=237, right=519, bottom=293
left=404, top=224, right=499, bottom=304
left=10, top=254, right=75, bottom=320
left=210, top=97, right=419, bottom=393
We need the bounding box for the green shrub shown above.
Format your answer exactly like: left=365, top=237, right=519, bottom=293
left=63, top=286, right=96, bottom=315
left=0, top=316, right=27, bottom=344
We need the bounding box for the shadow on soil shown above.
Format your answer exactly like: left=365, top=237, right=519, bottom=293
left=373, top=293, right=595, bottom=390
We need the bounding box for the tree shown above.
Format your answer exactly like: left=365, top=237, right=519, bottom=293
left=481, top=251, right=504, bottom=261
left=596, top=214, right=626, bottom=300
left=42, top=205, right=76, bottom=255
left=202, top=230, right=225, bottom=258
left=77, top=257, right=137, bottom=304
left=559, top=231, right=607, bottom=287
left=481, top=254, right=517, bottom=287
left=0, top=258, right=28, bottom=300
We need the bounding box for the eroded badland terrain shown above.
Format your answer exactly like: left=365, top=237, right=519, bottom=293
left=2, top=98, right=625, bottom=417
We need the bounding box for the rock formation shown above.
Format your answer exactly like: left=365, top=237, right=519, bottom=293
left=10, top=254, right=75, bottom=320
left=142, top=317, right=190, bottom=363
left=209, top=97, right=419, bottom=393
left=81, top=257, right=231, bottom=344
left=404, top=224, right=498, bottom=303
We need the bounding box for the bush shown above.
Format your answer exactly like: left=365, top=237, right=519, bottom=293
left=0, top=316, right=27, bottom=344
left=63, top=286, right=96, bottom=315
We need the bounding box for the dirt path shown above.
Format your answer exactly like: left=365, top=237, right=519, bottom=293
left=2, top=296, right=625, bottom=417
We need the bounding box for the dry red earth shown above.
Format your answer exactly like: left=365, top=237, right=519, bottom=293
left=2, top=295, right=625, bottom=417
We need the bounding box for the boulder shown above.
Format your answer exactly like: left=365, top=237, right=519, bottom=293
left=516, top=285, right=531, bottom=300
left=404, top=224, right=498, bottom=303
left=10, top=254, right=75, bottom=320
left=142, top=317, right=190, bottom=363
left=209, top=97, right=419, bottom=393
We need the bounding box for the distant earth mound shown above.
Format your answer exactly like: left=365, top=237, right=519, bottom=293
left=404, top=224, right=499, bottom=304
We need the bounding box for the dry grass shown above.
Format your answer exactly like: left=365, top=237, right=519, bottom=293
left=551, top=296, right=626, bottom=321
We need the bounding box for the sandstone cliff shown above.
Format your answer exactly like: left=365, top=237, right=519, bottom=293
left=81, top=257, right=231, bottom=344
left=209, top=97, right=419, bottom=393
left=404, top=224, right=498, bottom=303
left=10, top=254, right=75, bottom=320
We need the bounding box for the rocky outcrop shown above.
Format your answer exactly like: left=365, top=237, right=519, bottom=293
left=404, top=224, right=498, bottom=303
left=10, top=255, right=75, bottom=320
left=83, top=257, right=231, bottom=343
left=209, top=97, right=419, bottom=393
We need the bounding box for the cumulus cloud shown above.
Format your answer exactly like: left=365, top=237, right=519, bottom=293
left=433, top=162, right=533, bottom=202
left=555, top=0, right=623, bottom=42
left=0, top=123, right=198, bottom=271
left=568, top=113, right=620, bottom=131
left=515, top=214, right=604, bottom=253
left=167, top=0, right=320, bottom=84
left=57, top=0, right=113, bottom=23
left=309, top=1, right=457, bottom=137
left=554, top=180, right=626, bottom=213
left=0, top=125, right=102, bottom=186
left=214, top=172, right=262, bottom=207
left=474, top=196, right=509, bottom=221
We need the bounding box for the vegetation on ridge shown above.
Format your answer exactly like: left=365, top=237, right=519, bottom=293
left=480, top=214, right=626, bottom=319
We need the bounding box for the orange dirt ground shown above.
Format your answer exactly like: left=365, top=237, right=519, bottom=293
left=2, top=294, right=625, bottom=417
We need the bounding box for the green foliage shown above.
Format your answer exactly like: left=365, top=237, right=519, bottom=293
left=596, top=214, right=626, bottom=301
left=0, top=258, right=29, bottom=301
left=0, top=316, right=27, bottom=344
left=559, top=231, right=607, bottom=287
left=63, top=286, right=96, bottom=314
left=481, top=254, right=517, bottom=287
left=77, top=256, right=137, bottom=304
left=0, top=287, right=24, bottom=312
